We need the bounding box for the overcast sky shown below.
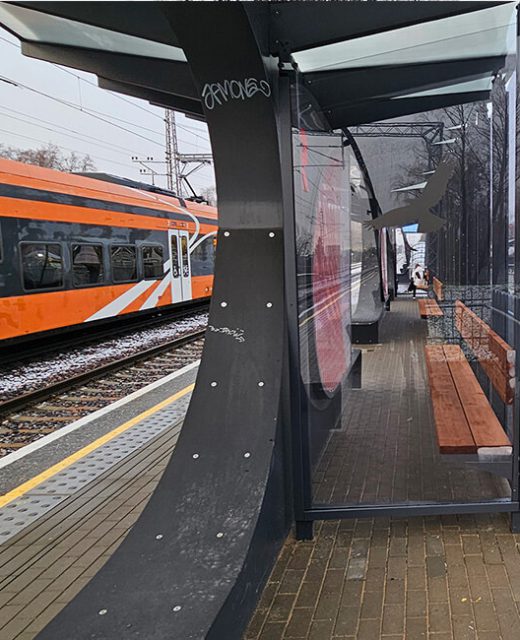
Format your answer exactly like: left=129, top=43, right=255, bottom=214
left=0, top=29, right=215, bottom=194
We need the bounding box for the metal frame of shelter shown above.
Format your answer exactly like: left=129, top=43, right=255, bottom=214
left=0, top=2, right=518, bottom=639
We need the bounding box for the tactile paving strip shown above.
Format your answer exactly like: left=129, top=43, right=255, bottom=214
left=0, top=394, right=191, bottom=542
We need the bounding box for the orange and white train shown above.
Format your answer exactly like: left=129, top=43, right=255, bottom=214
left=0, top=159, right=218, bottom=344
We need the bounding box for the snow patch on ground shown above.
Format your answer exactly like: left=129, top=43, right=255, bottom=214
left=0, top=313, right=208, bottom=401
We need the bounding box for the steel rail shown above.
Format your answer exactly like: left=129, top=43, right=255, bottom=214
left=0, top=328, right=205, bottom=416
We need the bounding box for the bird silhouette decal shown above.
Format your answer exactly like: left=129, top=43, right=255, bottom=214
left=364, top=161, right=454, bottom=233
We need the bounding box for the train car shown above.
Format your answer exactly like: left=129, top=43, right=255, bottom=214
left=0, top=159, right=218, bottom=344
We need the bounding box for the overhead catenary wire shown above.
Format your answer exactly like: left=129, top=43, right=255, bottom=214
left=0, top=74, right=166, bottom=148
left=52, top=62, right=210, bottom=143
left=0, top=34, right=211, bottom=146
left=0, top=34, right=214, bottom=187
left=0, top=106, right=138, bottom=156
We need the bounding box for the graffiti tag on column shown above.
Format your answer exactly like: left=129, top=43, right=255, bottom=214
left=202, top=78, right=271, bottom=110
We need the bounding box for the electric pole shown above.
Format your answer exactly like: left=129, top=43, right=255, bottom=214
left=132, top=110, right=213, bottom=198
left=164, top=109, right=212, bottom=198
left=165, top=109, right=182, bottom=194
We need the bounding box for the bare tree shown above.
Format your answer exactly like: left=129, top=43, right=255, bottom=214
left=199, top=185, right=217, bottom=206
left=0, top=142, right=96, bottom=172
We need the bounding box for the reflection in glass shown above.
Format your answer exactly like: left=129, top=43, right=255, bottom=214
left=22, top=243, right=63, bottom=290
left=142, top=245, right=164, bottom=279
left=72, top=244, right=104, bottom=286
left=291, top=61, right=517, bottom=511
left=111, top=245, right=137, bottom=283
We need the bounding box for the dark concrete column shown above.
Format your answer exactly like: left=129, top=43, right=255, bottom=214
left=36, top=5, right=293, bottom=640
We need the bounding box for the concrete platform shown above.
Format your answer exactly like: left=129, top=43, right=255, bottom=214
left=0, top=362, right=198, bottom=640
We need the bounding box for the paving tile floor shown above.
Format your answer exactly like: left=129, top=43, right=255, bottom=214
left=0, top=425, right=178, bottom=640
left=313, top=298, right=510, bottom=505
left=245, top=514, right=520, bottom=640
left=246, top=298, right=519, bottom=639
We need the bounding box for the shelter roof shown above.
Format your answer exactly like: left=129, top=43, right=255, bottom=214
left=0, top=1, right=517, bottom=127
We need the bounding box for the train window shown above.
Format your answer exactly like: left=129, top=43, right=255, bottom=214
left=191, top=235, right=216, bottom=276
left=142, top=245, right=164, bottom=279
left=72, top=244, right=104, bottom=287
left=181, top=235, right=189, bottom=277
left=170, top=235, right=180, bottom=278
left=110, top=245, right=137, bottom=282
left=21, top=242, right=63, bottom=290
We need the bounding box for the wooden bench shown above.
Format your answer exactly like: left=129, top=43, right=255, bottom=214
left=425, top=344, right=512, bottom=454
left=418, top=299, right=443, bottom=319
left=425, top=301, right=514, bottom=455
left=455, top=300, right=515, bottom=405
left=433, top=277, right=444, bottom=301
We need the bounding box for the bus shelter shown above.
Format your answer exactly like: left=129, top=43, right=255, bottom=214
left=0, top=2, right=518, bottom=638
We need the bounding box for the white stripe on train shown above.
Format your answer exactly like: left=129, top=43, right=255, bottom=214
left=85, top=280, right=156, bottom=322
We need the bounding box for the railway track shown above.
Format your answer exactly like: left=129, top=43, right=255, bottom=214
left=0, top=330, right=205, bottom=456
left=0, top=301, right=209, bottom=367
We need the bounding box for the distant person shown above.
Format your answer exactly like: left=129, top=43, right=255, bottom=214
left=408, top=263, right=426, bottom=298
left=424, top=267, right=431, bottom=285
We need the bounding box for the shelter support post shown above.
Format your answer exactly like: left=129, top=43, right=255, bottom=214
left=35, top=5, right=294, bottom=640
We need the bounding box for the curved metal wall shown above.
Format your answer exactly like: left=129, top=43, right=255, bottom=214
left=36, top=5, right=291, bottom=640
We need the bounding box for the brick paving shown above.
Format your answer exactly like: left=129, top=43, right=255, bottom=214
left=0, top=425, right=178, bottom=640
left=245, top=514, right=520, bottom=640
left=314, top=299, right=510, bottom=505
left=246, top=298, right=519, bottom=639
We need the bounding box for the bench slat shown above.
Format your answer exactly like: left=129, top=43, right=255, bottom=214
left=455, top=301, right=514, bottom=404
left=418, top=299, right=443, bottom=319
left=442, top=345, right=511, bottom=449
left=433, top=277, right=444, bottom=301
left=455, top=302, right=513, bottom=373
left=424, top=346, right=476, bottom=453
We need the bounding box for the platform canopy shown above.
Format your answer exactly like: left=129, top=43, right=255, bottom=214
left=0, top=1, right=516, bottom=127
left=1, top=4, right=518, bottom=640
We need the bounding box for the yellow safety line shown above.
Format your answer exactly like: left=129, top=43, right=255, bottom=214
left=0, top=383, right=194, bottom=509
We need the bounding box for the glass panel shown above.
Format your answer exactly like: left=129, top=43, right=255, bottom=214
left=72, top=244, right=104, bottom=287
left=191, top=235, right=216, bottom=276
left=142, top=245, right=164, bottom=279
left=170, top=235, right=180, bottom=278
left=110, top=245, right=137, bottom=283
left=291, top=60, right=517, bottom=510
left=21, top=243, right=63, bottom=290
left=0, top=4, right=187, bottom=62
left=181, top=235, right=189, bottom=277
left=292, top=4, right=516, bottom=72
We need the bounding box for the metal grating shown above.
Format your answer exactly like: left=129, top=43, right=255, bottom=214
left=0, top=394, right=191, bottom=542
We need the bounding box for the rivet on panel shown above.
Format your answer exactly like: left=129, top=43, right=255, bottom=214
left=266, top=302, right=273, bottom=308
left=258, top=381, right=265, bottom=387
left=156, top=534, right=163, bottom=540
left=173, top=605, right=182, bottom=612
left=192, top=453, right=199, bottom=459
left=210, top=381, right=218, bottom=388
left=220, top=301, right=228, bottom=308
left=269, top=232, right=275, bottom=238
left=224, top=231, right=230, bottom=237
left=98, top=609, right=108, bottom=616
left=244, top=452, right=251, bottom=458
left=216, top=532, right=224, bottom=538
